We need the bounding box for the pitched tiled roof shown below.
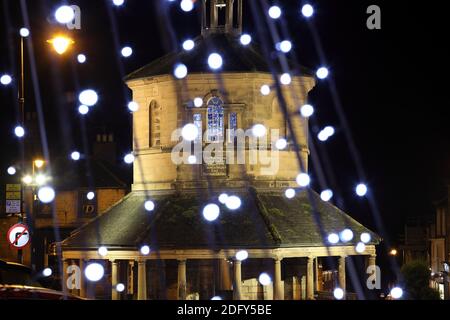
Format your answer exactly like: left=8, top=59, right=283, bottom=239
left=61, top=188, right=380, bottom=250
left=125, top=33, right=314, bottom=81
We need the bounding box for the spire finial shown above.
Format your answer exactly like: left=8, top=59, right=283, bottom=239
left=201, top=0, right=243, bottom=36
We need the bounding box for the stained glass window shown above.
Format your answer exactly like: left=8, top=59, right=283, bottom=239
left=207, top=97, right=224, bottom=142
left=228, top=112, right=237, bottom=142
left=193, top=113, right=202, bottom=142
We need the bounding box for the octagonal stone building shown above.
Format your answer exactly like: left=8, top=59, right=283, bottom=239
left=60, top=0, right=380, bottom=300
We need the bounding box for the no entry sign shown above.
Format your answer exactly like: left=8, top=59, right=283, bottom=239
left=7, top=223, right=30, bottom=249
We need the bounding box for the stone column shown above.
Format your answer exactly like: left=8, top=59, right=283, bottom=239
left=178, top=259, right=187, bottom=300
left=128, top=260, right=134, bottom=296
left=339, top=256, right=347, bottom=292
left=79, top=259, right=87, bottom=298
left=233, top=260, right=242, bottom=300
left=306, top=257, right=314, bottom=300
left=137, top=260, right=147, bottom=300
left=111, top=260, right=120, bottom=300
left=314, top=257, right=320, bottom=292
left=219, top=259, right=232, bottom=290
left=274, top=258, right=284, bottom=300
left=62, top=259, right=69, bottom=294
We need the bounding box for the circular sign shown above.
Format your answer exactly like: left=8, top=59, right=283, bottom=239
left=7, top=223, right=30, bottom=249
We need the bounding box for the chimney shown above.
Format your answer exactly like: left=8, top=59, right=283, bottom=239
left=93, top=133, right=117, bottom=164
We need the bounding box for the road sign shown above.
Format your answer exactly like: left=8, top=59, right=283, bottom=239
left=7, top=223, right=30, bottom=249
left=6, top=184, right=21, bottom=192
left=6, top=200, right=21, bottom=214
left=6, top=191, right=21, bottom=200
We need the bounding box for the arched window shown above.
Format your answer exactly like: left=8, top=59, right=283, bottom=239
left=149, top=100, right=161, bottom=147
left=207, top=97, right=224, bottom=142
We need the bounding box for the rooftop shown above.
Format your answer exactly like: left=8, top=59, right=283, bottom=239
left=61, top=188, right=380, bottom=250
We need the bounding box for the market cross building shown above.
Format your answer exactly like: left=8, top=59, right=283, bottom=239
left=59, top=0, right=380, bottom=300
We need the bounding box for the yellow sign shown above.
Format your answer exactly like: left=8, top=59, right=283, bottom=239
left=6, top=191, right=21, bottom=200
left=6, top=184, right=21, bottom=192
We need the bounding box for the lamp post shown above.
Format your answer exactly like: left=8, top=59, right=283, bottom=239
left=16, top=31, right=73, bottom=265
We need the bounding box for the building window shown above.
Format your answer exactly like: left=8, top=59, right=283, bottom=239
left=149, top=100, right=161, bottom=147
left=193, top=113, right=202, bottom=142
left=228, top=112, right=237, bottom=142
left=207, top=97, right=224, bottom=142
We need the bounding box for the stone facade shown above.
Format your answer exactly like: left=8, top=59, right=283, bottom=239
left=127, top=73, right=315, bottom=192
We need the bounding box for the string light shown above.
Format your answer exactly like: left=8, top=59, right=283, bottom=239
left=128, top=101, right=139, bottom=112
left=174, top=63, right=188, bottom=79
left=356, top=183, right=368, bottom=197
left=121, top=46, right=133, bottom=58
left=78, top=105, right=89, bottom=115
left=328, top=233, right=339, bottom=244
left=277, top=40, right=292, bottom=53
left=71, top=151, right=81, bottom=161
left=124, top=153, right=135, bottom=164
left=116, top=283, right=125, bottom=292
left=360, top=232, right=371, bottom=243
left=320, top=189, right=333, bottom=202
left=208, top=53, right=223, bottom=70
left=85, top=263, right=104, bottom=282
left=79, top=89, right=98, bottom=106
left=235, top=250, right=249, bottom=261
left=300, top=104, right=314, bottom=118
left=203, top=204, right=220, bottom=221
left=275, top=138, right=287, bottom=150
left=140, top=245, right=151, bottom=255
left=285, top=188, right=296, bottom=199
left=193, top=97, right=203, bottom=107
left=260, top=85, right=271, bottom=96
left=301, top=4, right=314, bottom=18
left=38, top=186, right=56, bottom=203
left=296, top=173, right=310, bottom=187
left=144, top=200, right=155, bottom=212
left=77, top=54, right=86, bottom=64
left=180, top=0, right=194, bottom=12
left=225, top=196, right=241, bottom=210
left=43, top=268, right=52, bottom=277
left=113, top=0, right=125, bottom=6
left=333, top=288, right=344, bottom=300
left=252, top=124, right=267, bottom=137
left=355, top=242, right=366, bottom=253
left=182, top=123, right=199, bottom=141
left=316, top=67, right=329, bottom=79
left=55, top=5, right=75, bottom=24
left=258, top=273, right=272, bottom=286
left=19, top=28, right=30, bottom=38
left=87, top=192, right=95, bottom=200
left=280, top=73, right=292, bottom=85
left=240, top=34, right=252, bottom=46
left=7, top=167, right=16, bottom=175
left=390, top=287, right=403, bottom=299
left=98, top=246, right=108, bottom=257
left=268, top=6, right=282, bottom=19
left=1, top=74, right=12, bottom=85
left=182, top=39, right=195, bottom=51
left=14, top=126, right=25, bottom=138
left=340, top=229, right=354, bottom=242
left=218, top=193, right=228, bottom=204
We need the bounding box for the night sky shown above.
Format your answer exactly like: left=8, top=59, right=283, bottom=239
left=1, top=0, right=449, bottom=249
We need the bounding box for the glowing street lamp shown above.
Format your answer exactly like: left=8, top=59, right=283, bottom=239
left=47, top=36, right=74, bottom=55
left=34, top=159, right=45, bottom=169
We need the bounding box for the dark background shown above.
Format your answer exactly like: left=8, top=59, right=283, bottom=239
left=1, top=0, right=449, bottom=276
